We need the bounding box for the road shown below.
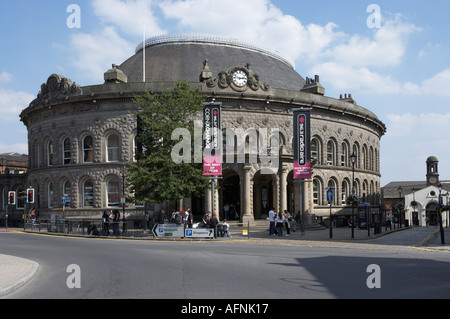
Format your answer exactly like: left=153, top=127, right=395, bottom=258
left=1, top=230, right=450, bottom=299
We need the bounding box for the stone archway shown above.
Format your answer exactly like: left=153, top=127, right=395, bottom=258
left=221, top=168, right=241, bottom=220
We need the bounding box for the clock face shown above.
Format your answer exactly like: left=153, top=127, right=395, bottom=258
left=429, top=177, right=437, bottom=184
left=232, top=70, right=248, bottom=87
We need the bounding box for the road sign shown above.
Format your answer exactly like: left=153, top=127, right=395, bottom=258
left=152, top=224, right=185, bottom=238
left=62, top=196, right=66, bottom=204
left=327, top=189, right=333, bottom=203
left=185, top=228, right=215, bottom=239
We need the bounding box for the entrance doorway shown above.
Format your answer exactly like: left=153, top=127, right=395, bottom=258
left=222, top=173, right=240, bottom=220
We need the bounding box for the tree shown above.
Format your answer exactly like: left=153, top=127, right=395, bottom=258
left=127, top=81, right=209, bottom=204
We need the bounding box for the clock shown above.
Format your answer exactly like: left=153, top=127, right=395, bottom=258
left=232, top=70, right=248, bottom=87
left=429, top=176, right=437, bottom=184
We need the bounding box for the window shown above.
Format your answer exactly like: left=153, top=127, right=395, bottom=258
left=311, top=139, right=320, bottom=165
left=47, top=141, right=53, bottom=166
left=342, top=180, right=350, bottom=205
left=63, top=180, right=72, bottom=208
left=327, top=141, right=335, bottom=166
left=83, top=180, right=94, bottom=208
left=107, top=134, right=120, bottom=162
left=63, top=138, right=71, bottom=165
left=341, top=143, right=348, bottom=167
left=48, top=183, right=53, bottom=209
left=83, top=136, right=94, bottom=163
left=313, top=179, right=321, bottom=205
left=107, top=179, right=120, bottom=207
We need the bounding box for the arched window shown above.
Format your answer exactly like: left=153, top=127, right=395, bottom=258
left=107, top=134, right=120, bottom=162
left=311, top=139, right=320, bottom=165
left=313, top=179, right=322, bottom=205
left=107, top=179, right=120, bottom=207
left=83, top=136, right=93, bottom=163
left=63, top=138, right=71, bottom=165
left=341, top=143, right=348, bottom=167
left=352, top=144, right=359, bottom=168
left=83, top=180, right=94, bottom=208
left=362, top=146, right=368, bottom=170
left=342, top=179, right=350, bottom=205
left=327, top=140, right=335, bottom=166
left=63, top=180, right=72, bottom=208
left=48, top=182, right=53, bottom=209
left=47, top=140, right=53, bottom=166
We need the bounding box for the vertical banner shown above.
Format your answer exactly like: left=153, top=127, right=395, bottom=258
left=203, top=102, right=222, bottom=176
left=293, top=108, right=312, bottom=179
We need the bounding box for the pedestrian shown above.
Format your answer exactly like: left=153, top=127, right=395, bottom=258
left=275, top=211, right=284, bottom=236
left=294, top=211, right=300, bottom=232
left=112, top=209, right=120, bottom=236
left=210, top=213, right=219, bottom=237
left=29, top=209, right=36, bottom=229
left=201, top=211, right=211, bottom=228
left=284, top=210, right=291, bottom=236
left=220, top=219, right=232, bottom=238
left=101, top=211, right=110, bottom=235
left=186, top=208, right=193, bottom=228
left=268, top=207, right=276, bottom=236
left=158, top=210, right=166, bottom=224
left=223, top=202, right=230, bottom=220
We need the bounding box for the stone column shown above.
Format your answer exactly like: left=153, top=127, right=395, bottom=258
left=280, top=165, right=288, bottom=214
left=242, top=166, right=254, bottom=225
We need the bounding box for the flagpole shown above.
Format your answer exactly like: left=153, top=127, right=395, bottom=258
left=143, top=22, right=146, bottom=82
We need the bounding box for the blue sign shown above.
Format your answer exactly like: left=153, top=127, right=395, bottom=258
left=61, top=196, right=66, bottom=204
left=327, top=190, right=333, bottom=203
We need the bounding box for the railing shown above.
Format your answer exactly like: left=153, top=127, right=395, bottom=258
left=23, top=218, right=250, bottom=240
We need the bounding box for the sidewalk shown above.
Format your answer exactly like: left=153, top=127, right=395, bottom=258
left=0, top=253, right=39, bottom=297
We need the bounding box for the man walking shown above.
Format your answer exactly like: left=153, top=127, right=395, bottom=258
left=269, top=207, right=276, bottom=236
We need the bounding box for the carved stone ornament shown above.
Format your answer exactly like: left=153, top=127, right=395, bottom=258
left=33, top=74, right=82, bottom=105
left=206, top=66, right=270, bottom=93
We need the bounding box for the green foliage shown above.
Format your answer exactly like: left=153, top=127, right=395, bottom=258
left=346, top=194, right=360, bottom=207
left=126, top=81, right=209, bottom=203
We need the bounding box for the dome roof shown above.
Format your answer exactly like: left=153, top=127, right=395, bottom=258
left=119, top=35, right=306, bottom=91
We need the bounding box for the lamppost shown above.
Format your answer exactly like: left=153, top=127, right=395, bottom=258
left=121, top=161, right=127, bottom=236
left=438, top=184, right=445, bottom=244
left=398, top=186, right=402, bottom=228
left=350, top=151, right=357, bottom=239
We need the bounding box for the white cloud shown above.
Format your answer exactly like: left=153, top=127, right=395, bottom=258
left=92, top=0, right=166, bottom=36
left=69, top=26, right=135, bottom=83
left=0, top=72, right=13, bottom=83
left=0, top=89, right=34, bottom=121
left=159, top=0, right=344, bottom=64
left=329, top=16, right=421, bottom=68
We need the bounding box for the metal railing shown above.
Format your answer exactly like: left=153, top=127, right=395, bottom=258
left=23, top=218, right=250, bottom=240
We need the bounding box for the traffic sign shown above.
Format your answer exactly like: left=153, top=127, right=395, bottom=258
left=327, top=189, right=334, bottom=203
left=185, top=228, right=215, bottom=239
left=152, top=224, right=185, bottom=238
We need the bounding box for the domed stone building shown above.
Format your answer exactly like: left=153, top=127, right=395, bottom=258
left=20, top=35, right=386, bottom=223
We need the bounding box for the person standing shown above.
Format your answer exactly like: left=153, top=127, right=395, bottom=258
left=284, top=210, right=291, bottom=236
left=112, top=209, right=120, bottom=236
left=268, top=207, right=276, bottom=236
left=275, top=211, right=284, bottom=237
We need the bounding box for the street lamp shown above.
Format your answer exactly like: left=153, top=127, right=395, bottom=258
left=350, top=151, right=357, bottom=238
left=438, top=183, right=445, bottom=244
left=121, top=161, right=127, bottom=236
left=398, top=186, right=402, bottom=228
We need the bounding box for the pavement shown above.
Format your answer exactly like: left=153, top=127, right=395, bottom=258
left=1, top=222, right=450, bottom=297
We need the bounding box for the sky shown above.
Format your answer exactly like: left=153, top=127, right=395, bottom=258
left=1, top=0, right=450, bottom=187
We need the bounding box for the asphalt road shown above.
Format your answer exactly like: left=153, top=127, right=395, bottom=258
left=1, top=231, right=450, bottom=299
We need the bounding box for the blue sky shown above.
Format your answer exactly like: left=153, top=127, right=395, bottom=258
left=1, top=0, right=450, bottom=186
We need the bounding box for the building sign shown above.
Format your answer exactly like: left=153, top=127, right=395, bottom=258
left=293, top=108, right=311, bottom=179
left=203, top=102, right=222, bottom=176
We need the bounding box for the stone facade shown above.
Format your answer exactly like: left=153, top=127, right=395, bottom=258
left=19, top=35, right=386, bottom=223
